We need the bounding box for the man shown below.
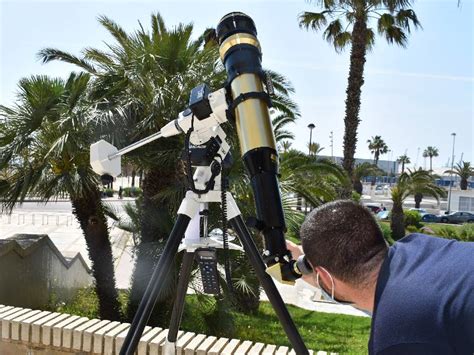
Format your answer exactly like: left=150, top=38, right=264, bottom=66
left=287, top=200, right=474, bottom=355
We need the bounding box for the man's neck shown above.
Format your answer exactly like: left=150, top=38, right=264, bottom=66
left=347, top=264, right=383, bottom=312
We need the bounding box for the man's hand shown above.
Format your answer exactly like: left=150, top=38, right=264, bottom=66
left=286, top=239, right=304, bottom=260
left=286, top=240, right=317, bottom=287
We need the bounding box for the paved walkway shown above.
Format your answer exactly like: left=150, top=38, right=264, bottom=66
left=0, top=206, right=366, bottom=317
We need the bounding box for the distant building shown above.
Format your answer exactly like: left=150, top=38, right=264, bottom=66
left=318, top=155, right=399, bottom=174
left=446, top=190, right=474, bottom=212
left=430, top=167, right=474, bottom=189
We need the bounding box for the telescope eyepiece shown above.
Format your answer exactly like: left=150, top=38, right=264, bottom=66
left=216, top=12, right=257, bottom=44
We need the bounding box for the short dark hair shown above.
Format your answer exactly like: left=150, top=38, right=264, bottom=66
left=300, top=200, right=388, bottom=285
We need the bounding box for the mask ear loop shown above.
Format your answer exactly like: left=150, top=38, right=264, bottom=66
left=316, top=267, right=335, bottom=300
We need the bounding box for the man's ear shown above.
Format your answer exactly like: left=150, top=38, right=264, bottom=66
left=315, top=266, right=331, bottom=288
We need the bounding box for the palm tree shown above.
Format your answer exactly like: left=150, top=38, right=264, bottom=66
left=397, top=154, right=411, bottom=173
left=307, top=142, right=324, bottom=156
left=279, top=150, right=349, bottom=207
left=39, top=13, right=300, bottom=322
left=390, top=169, right=446, bottom=239
left=367, top=135, right=388, bottom=166
left=272, top=114, right=298, bottom=143
left=411, top=168, right=445, bottom=208
left=280, top=140, right=292, bottom=153
left=299, top=0, right=421, bottom=179
left=445, top=161, right=473, bottom=190
left=39, top=14, right=223, bottom=323
left=352, top=162, right=381, bottom=194
left=0, top=74, right=122, bottom=321
left=423, top=146, right=439, bottom=171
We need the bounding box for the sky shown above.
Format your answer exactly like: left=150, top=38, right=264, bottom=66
left=1, top=0, right=473, bottom=169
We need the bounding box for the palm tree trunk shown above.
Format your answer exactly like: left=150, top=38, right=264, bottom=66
left=461, top=178, right=467, bottom=190
left=131, top=170, right=136, bottom=188
left=71, top=189, right=121, bottom=321
left=126, top=166, right=177, bottom=325
left=414, top=193, right=423, bottom=209
left=390, top=201, right=405, bottom=240
left=353, top=179, right=363, bottom=195
left=341, top=17, right=368, bottom=181
left=401, top=162, right=405, bottom=173
left=429, top=157, right=432, bottom=171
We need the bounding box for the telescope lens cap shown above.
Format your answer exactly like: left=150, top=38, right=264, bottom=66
left=216, top=12, right=257, bottom=44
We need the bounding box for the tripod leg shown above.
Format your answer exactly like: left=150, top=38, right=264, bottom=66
left=163, top=251, right=195, bottom=355
left=229, top=215, right=309, bottom=355
left=119, top=214, right=192, bottom=355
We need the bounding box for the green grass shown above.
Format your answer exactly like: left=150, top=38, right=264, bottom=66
left=223, top=301, right=370, bottom=354
left=48, top=288, right=371, bottom=354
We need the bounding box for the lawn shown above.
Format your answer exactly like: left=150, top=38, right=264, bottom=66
left=185, top=300, right=372, bottom=354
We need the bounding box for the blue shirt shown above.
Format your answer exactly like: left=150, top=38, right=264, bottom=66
left=369, top=234, right=474, bottom=355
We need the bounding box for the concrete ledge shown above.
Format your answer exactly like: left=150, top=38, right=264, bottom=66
left=0, top=305, right=333, bottom=354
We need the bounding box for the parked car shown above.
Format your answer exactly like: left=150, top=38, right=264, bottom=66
left=440, top=211, right=474, bottom=224
left=410, top=208, right=427, bottom=214
left=364, top=203, right=382, bottom=214
left=421, top=214, right=440, bottom=223
left=374, top=184, right=389, bottom=195
left=377, top=210, right=390, bottom=221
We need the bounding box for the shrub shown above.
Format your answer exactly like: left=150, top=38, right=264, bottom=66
left=123, top=187, right=143, bottom=197
left=457, top=224, right=474, bottom=242
left=404, top=210, right=422, bottom=228
left=351, top=191, right=361, bottom=202
left=103, top=188, right=114, bottom=197
left=378, top=222, right=395, bottom=245
left=433, top=225, right=458, bottom=239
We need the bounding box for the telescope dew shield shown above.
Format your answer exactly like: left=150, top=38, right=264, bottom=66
left=217, top=12, right=299, bottom=283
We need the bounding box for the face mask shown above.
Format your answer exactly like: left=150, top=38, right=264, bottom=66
left=315, top=267, right=355, bottom=307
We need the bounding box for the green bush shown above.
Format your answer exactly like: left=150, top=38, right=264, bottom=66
left=378, top=222, right=395, bottom=245
left=123, top=187, right=143, bottom=197
left=47, top=287, right=99, bottom=319
left=404, top=210, right=422, bottom=228
left=103, top=188, right=114, bottom=197
left=433, top=225, right=458, bottom=239
left=457, top=224, right=474, bottom=242
left=351, top=191, right=361, bottom=202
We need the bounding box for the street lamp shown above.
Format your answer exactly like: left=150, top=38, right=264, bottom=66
left=447, top=132, right=456, bottom=213
left=307, top=123, right=315, bottom=155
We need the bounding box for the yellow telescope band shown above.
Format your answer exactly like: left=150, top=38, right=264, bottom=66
left=230, top=73, right=277, bottom=154
left=219, top=33, right=261, bottom=61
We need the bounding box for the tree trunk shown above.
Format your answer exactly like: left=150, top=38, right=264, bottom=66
left=139, top=170, right=144, bottom=187
left=390, top=201, right=405, bottom=240
left=461, top=178, right=467, bottom=190
left=126, top=166, right=178, bottom=325
left=341, top=17, right=368, bottom=180
left=131, top=170, right=136, bottom=188
left=429, top=157, right=433, bottom=171
left=401, top=162, right=405, bottom=174
left=414, top=193, right=423, bottom=209
left=353, top=179, right=363, bottom=195
left=71, top=189, right=121, bottom=321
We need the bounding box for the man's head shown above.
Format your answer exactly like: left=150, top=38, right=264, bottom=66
left=300, top=200, right=388, bottom=295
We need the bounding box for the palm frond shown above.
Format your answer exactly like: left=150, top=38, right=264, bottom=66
left=38, top=48, right=97, bottom=73
left=299, top=11, right=329, bottom=31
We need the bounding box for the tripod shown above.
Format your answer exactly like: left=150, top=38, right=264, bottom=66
left=90, top=84, right=309, bottom=354
left=118, top=129, right=309, bottom=355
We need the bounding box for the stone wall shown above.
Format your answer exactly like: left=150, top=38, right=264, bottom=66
left=0, top=304, right=334, bottom=354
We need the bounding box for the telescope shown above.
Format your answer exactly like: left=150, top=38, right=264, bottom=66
left=91, top=12, right=310, bottom=355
